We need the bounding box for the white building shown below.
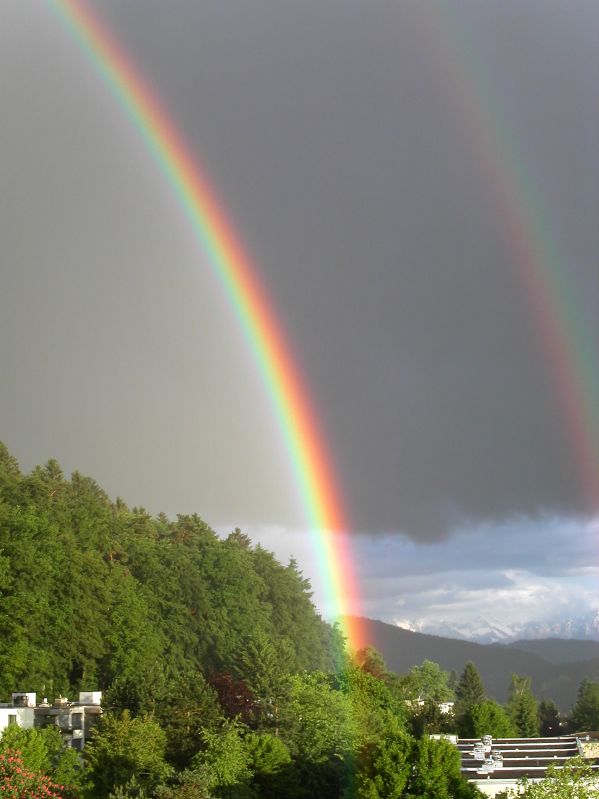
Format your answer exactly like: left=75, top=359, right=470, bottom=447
left=0, top=693, right=37, bottom=732
left=0, top=691, right=102, bottom=750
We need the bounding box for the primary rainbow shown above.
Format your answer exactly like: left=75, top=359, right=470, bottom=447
left=49, top=0, right=367, bottom=650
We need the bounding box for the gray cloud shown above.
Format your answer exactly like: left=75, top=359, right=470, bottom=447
left=1, top=1, right=598, bottom=544
left=244, top=517, right=599, bottom=626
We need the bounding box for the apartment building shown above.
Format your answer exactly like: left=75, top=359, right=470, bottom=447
left=0, top=691, right=102, bottom=750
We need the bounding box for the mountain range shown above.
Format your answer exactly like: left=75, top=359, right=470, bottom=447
left=394, top=610, right=599, bottom=644
left=348, top=616, right=599, bottom=712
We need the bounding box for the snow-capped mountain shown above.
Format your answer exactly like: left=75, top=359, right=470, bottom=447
left=396, top=610, right=599, bottom=644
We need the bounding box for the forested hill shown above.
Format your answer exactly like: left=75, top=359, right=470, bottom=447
left=0, top=442, right=336, bottom=702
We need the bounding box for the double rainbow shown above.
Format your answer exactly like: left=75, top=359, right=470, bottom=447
left=49, top=0, right=598, bottom=658
left=49, top=0, right=366, bottom=650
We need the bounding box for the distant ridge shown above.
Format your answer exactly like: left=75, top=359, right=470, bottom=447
left=501, top=638, right=599, bottom=664
left=346, top=616, right=599, bottom=711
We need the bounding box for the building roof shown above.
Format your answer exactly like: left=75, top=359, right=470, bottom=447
left=458, top=736, right=599, bottom=782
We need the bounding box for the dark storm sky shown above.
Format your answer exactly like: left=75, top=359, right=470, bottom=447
left=1, top=1, right=598, bottom=623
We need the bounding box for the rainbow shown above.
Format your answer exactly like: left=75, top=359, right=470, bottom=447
left=48, top=0, right=598, bottom=658
left=415, top=2, right=599, bottom=513
left=49, top=0, right=367, bottom=651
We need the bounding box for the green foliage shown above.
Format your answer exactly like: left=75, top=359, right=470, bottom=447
left=0, top=444, right=497, bottom=799
left=153, top=670, right=225, bottom=768
left=466, top=700, right=517, bottom=738
left=245, top=732, right=291, bottom=775
left=507, top=675, right=539, bottom=738
left=244, top=733, right=292, bottom=799
left=407, top=701, right=456, bottom=738
left=232, top=629, right=290, bottom=707
left=399, top=660, right=454, bottom=704
left=411, top=737, right=484, bottom=799
left=396, top=660, right=456, bottom=738
left=570, top=679, right=599, bottom=732
left=156, top=772, right=212, bottom=799
left=354, top=730, right=413, bottom=799
left=0, top=445, right=334, bottom=704
left=51, top=747, right=83, bottom=795
left=340, top=666, right=406, bottom=746
left=0, top=726, right=81, bottom=791
left=0, top=726, right=56, bottom=776
left=191, top=720, right=252, bottom=790
left=107, top=777, right=149, bottom=799
left=456, top=663, right=485, bottom=707
left=500, top=757, right=599, bottom=798
left=454, top=663, right=485, bottom=735
left=280, top=672, right=354, bottom=763
left=83, top=711, right=171, bottom=799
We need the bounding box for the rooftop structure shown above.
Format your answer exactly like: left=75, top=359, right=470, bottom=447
left=455, top=735, right=599, bottom=797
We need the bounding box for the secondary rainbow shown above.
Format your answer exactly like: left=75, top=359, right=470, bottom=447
left=49, top=0, right=367, bottom=650
left=415, top=2, right=599, bottom=513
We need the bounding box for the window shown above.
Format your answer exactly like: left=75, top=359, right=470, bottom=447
left=71, top=713, right=82, bottom=730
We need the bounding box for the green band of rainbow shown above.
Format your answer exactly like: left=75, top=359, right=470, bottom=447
left=49, top=0, right=367, bottom=650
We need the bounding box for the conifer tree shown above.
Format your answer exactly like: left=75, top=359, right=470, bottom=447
left=455, top=662, right=485, bottom=710
left=538, top=698, right=561, bottom=737
left=507, top=675, right=539, bottom=737
left=570, top=679, right=599, bottom=732
left=455, top=662, right=486, bottom=736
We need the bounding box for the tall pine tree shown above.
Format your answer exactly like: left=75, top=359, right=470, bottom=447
left=507, top=675, right=539, bottom=737
left=455, top=662, right=485, bottom=736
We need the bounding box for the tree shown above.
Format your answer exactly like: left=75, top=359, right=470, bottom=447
left=279, top=672, right=354, bottom=763
left=408, top=700, right=456, bottom=739
left=538, top=699, right=561, bottom=737
left=244, top=732, right=292, bottom=799
left=406, top=737, right=481, bottom=799
left=232, top=629, right=290, bottom=704
left=0, top=749, right=71, bottom=799
left=84, top=711, right=171, bottom=798
left=190, top=720, right=252, bottom=795
left=454, top=663, right=485, bottom=734
left=507, top=675, right=539, bottom=737
left=0, top=725, right=57, bottom=775
left=154, top=669, right=225, bottom=768
left=0, top=717, right=83, bottom=792
left=354, top=730, right=413, bottom=799
left=354, top=648, right=389, bottom=681
left=208, top=673, right=258, bottom=727
left=400, top=660, right=454, bottom=703
left=570, top=680, right=599, bottom=732
left=0, top=442, right=21, bottom=493
left=467, top=700, right=516, bottom=738
left=335, top=664, right=406, bottom=748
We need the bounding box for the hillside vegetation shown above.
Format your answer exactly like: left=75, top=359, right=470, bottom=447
left=0, top=443, right=336, bottom=700
left=3, top=443, right=599, bottom=799
left=0, top=443, right=489, bottom=799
